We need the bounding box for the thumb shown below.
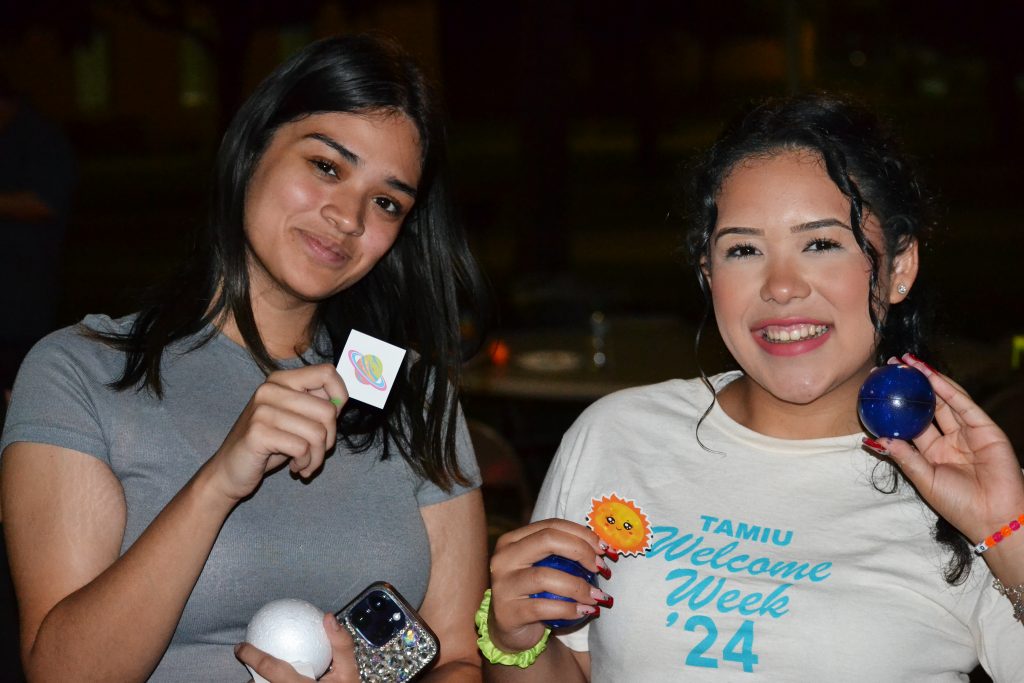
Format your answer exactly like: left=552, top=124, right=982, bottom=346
left=865, top=436, right=931, bottom=485
left=321, top=613, right=360, bottom=682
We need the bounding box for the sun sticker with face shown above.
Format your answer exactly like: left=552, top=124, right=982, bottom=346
left=586, top=493, right=652, bottom=557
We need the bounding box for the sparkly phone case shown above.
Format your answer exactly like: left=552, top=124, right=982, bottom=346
left=337, top=582, right=439, bottom=683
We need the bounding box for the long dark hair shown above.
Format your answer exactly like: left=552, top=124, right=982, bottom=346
left=685, top=93, right=971, bottom=584
left=95, top=34, right=488, bottom=490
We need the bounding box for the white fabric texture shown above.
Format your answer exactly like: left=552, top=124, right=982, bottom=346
left=532, top=372, right=1022, bottom=682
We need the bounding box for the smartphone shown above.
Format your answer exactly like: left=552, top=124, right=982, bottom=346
left=335, top=582, right=439, bottom=682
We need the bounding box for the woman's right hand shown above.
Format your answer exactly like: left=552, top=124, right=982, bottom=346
left=487, top=519, right=612, bottom=653
left=206, top=364, right=349, bottom=503
left=237, top=613, right=362, bottom=682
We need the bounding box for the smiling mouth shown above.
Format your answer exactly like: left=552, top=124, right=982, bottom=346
left=300, top=230, right=350, bottom=262
left=760, top=324, right=830, bottom=344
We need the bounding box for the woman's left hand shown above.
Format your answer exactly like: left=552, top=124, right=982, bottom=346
left=873, top=353, right=1024, bottom=548
left=235, top=613, right=361, bottom=682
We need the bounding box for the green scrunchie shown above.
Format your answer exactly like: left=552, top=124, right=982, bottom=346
left=475, top=589, right=552, bottom=668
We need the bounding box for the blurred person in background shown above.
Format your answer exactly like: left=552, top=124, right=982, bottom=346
left=0, top=77, right=75, bottom=405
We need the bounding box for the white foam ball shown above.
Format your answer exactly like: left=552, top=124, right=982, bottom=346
left=245, top=598, right=332, bottom=683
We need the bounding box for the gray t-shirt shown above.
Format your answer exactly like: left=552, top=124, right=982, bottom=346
left=1, top=314, right=480, bottom=682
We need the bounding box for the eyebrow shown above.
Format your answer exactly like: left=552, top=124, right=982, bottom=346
left=793, top=218, right=851, bottom=232
left=713, top=218, right=851, bottom=243
left=305, top=132, right=418, bottom=199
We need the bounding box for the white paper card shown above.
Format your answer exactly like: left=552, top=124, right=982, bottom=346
left=336, top=329, right=406, bottom=408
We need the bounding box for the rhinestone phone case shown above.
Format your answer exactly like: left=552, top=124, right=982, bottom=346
left=338, top=582, right=439, bottom=682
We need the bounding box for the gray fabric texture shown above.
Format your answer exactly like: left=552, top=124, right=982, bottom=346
left=1, top=314, right=479, bottom=682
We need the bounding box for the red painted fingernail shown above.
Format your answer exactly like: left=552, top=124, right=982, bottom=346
left=604, top=547, right=619, bottom=561
left=591, top=587, right=614, bottom=605
left=862, top=437, right=889, bottom=455
left=577, top=604, right=598, bottom=616
left=904, top=353, right=936, bottom=373
left=597, top=564, right=612, bottom=580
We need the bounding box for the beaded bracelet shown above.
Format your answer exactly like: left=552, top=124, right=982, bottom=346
left=475, top=589, right=551, bottom=668
left=993, top=579, right=1024, bottom=624
left=972, top=514, right=1024, bottom=554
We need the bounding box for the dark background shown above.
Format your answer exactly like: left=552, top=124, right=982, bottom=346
left=3, top=1, right=1022, bottom=358
left=2, top=2, right=1022, bottom=680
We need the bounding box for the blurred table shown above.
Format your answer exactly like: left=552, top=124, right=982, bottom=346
left=461, top=315, right=703, bottom=403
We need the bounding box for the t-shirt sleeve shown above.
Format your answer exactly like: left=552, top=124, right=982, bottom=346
left=969, top=563, right=1024, bottom=679
left=0, top=328, right=111, bottom=463
left=414, top=405, right=482, bottom=507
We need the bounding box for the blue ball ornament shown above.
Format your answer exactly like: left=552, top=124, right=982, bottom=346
left=858, top=364, right=936, bottom=439
left=530, top=555, right=597, bottom=629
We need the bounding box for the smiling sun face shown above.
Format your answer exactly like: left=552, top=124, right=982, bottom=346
left=586, top=494, right=652, bottom=556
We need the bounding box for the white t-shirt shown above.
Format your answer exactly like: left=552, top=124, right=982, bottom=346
left=532, top=373, right=1023, bottom=682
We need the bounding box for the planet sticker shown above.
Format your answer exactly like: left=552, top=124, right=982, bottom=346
left=349, top=350, right=387, bottom=391
left=586, top=493, right=652, bottom=557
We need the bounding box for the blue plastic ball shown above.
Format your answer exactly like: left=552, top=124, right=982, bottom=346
left=858, top=364, right=936, bottom=439
left=530, top=554, right=597, bottom=629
